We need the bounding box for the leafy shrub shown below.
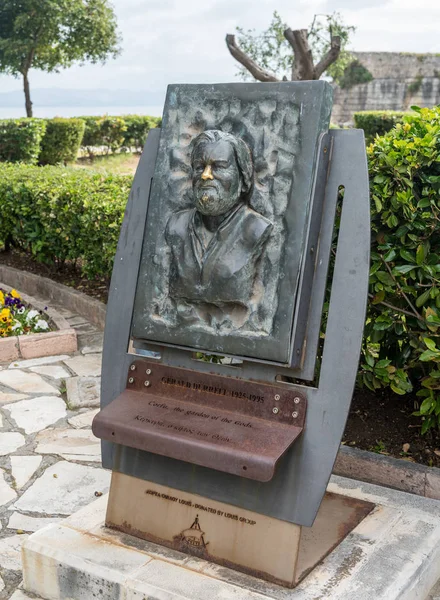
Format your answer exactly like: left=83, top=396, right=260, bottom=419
left=0, top=118, right=47, bottom=164
left=122, top=115, right=161, bottom=149
left=96, top=116, right=127, bottom=153
left=354, top=111, right=408, bottom=143
left=339, top=59, right=373, bottom=89
left=0, top=163, right=132, bottom=279
left=78, top=116, right=103, bottom=149
left=363, top=105, right=440, bottom=432
left=39, top=118, right=86, bottom=165
left=77, top=114, right=160, bottom=155
left=76, top=115, right=126, bottom=154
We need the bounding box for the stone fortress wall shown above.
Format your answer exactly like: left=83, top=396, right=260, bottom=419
left=332, top=52, right=440, bottom=125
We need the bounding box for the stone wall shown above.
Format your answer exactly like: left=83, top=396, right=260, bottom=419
left=352, top=52, right=440, bottom=79
left=331, top=52, right=440, bottom=125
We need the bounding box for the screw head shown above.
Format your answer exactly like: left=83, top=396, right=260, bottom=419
left=144, top=380, right=151, bottom=387
left=274, top=394, right=280, bottom=401
left=128, top=377, right=134, bottom=384
left=130, top=364, right=136, bottom=371
left=146, top=369, right=152, bottom=375
left=292, top=411, right=298, bottom=418
left=272, top=407, right=279, bottom=414
left=294, top=397, right=300, bottom=404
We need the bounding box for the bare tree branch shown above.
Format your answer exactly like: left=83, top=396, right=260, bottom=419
left=314, top=35, right=341, bottom=78
left=225, top=34, right=280, bottom=83
left=283, top=28, right=314, bottom=80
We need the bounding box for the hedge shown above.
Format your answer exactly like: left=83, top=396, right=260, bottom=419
left=122, top=114, right=162, bottom=149
left=0, top=118, right=47, bottom=164
left=364, top=105, right=440, bottom=432
left=354, top=111, right=408, bottom=142
left=0, top=115, right=161, bottom=165
left=39, top=118, right=86, bottom=165
left=0, top=163, right=132, bottom=279
left=78, top=114, right=161, bottom=154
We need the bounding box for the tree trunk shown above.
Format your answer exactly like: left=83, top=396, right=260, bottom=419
left=23, top=70, right=33, bottom=117
left=225, top=35, right=280, bottom=83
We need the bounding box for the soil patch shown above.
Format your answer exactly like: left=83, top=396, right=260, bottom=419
left=0, top=248, right=109, bottom=303
left=1, top=248, right=440, bottom=468
left=342, top=388, right=440, bottom=468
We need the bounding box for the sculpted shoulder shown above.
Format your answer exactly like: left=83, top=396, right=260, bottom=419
left=241, top=207, right=273, bottom=248
left=165, top=208, right=194, bottom=243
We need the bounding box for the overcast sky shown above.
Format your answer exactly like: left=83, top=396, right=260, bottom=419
left=0, top=0, right=439, bottom=102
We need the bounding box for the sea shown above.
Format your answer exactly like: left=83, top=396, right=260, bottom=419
left=0, top=105, right=163, bottom=119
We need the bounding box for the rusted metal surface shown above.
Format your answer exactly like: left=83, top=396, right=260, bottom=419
left=93, top=359, right=307, bottom=482
left=295, top=492, right=375, bottom=584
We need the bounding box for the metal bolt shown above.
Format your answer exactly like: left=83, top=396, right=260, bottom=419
left=128, top=377, right=134, bottom=384
left=292, top=411, right=298, bottom=418
left=146, top=369, right=152, bottom=375
left=274, top=394, right=280, bottom=401
left=323, top=147, right=328, bottom=154
left=130, top=364, right=136, bottom=371
left=294, top=397, right=300, bottom=404
left=144, top=380, right=151, bottom=387
left=272, top=407, right=279, bottom=414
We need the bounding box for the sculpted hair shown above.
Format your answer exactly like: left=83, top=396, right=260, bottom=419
left=191, top=130, right=254, bottom=201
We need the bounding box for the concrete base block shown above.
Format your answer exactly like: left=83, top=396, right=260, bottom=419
left=22, top=475, right=440, bottom=600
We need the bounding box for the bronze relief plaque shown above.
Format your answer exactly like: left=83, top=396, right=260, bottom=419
left=132, top=82, right=332, bottom=363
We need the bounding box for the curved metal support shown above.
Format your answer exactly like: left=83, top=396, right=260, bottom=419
left=100, top=129, right=160, bottom=469
left=99, top=128, right=370, bottom=527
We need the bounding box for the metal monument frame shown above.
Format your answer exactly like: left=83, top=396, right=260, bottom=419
left=97, top=123, right=369, bottom=528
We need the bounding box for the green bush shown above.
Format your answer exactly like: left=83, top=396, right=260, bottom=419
left=354, top=111, right=408, bottom=142
left=77, top=116, right=103, bottom=149
left=122, top=114, right=161, bottom=149
left=96, top=116, right=127, bottom=153
left=339, top=59, right=373, bottom=89
left=39, top=118, right=86, bottom=165
left=363, top=105, right=440, bottom=432
left=0, top=163, right=132, bottom=279
left=0, top=118, right=47, bottom=164
left=77, top=114, right=160, bottom=154
left=76, top=115, right=126, bottom=154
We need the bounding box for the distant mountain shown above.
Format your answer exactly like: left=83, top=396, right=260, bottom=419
left=0, top=88, right=166, bottom=107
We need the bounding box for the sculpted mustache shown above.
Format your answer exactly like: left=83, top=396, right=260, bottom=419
left=195, top=181, right=219, bottom=190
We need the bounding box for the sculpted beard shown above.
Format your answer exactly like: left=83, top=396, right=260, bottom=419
left=194, top=181, right=223, bottom=216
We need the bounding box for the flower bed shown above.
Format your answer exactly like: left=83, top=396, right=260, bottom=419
left=0, top=287, right=51, bottom=337
left=0, top=283, right=77, bottom=362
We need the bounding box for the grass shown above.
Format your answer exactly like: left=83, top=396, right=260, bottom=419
left=72, top=152, right=140, bottom=175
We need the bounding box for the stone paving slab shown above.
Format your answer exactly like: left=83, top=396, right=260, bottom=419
left=0, top=371, right=60, bottom=395
left=65, top=376, right=100, bottom=409
left=63, top=354, right=102, bottom=377
left=0, top=534, right=29, bottom=571
left=0, top=469, right=17, bottom=507
left=29, top=365, right=70, bottom=380
left=13, top=462, right=110, bottom=515
left=7, top=513, right=62, bottom=533
left=67, top=408, right=99, bottom=429
left=34, top=428, right=101, bottom=461
left=8, top=356, right=70, bottom=370
left=3, top=397, right=66, bottom=434
left=0, top=302, right=106, bottom=599
left=0, top=392, right=28, bottom=406
left=0, top=432, right=25, bottom=456
left=10, top=456, right=42, bottom=489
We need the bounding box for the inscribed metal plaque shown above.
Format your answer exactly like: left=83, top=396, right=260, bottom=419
left=132, top=82, right=333, bottom=363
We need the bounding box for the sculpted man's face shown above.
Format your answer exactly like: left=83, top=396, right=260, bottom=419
left=192, top=140, right=242, bottom=216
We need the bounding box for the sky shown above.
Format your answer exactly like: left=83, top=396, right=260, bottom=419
left=0, top=0, right=439, bottom=107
